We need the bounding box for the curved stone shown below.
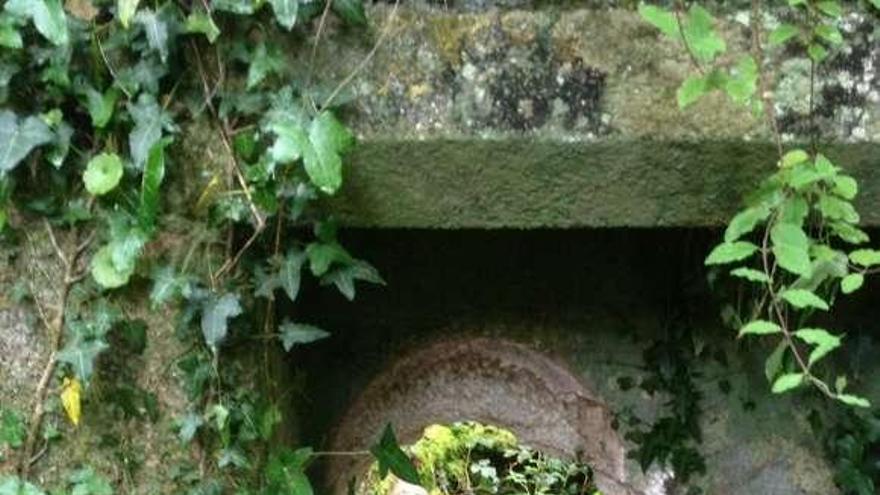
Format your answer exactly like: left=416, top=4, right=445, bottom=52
left=325, top=337, right=630, bottom=493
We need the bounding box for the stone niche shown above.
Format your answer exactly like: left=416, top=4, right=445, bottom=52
left=326, top=337, right=627, bottom=493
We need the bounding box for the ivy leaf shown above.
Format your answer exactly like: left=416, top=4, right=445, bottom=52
left=128, top=93, right=173, bottom=169
left=83, top=153, right=124, bottom=196
left=5, top=0, right=68, bottom=46
left=213, top=0, right=257, bottom=15
left=837, top=394, right=871, bottom=408
left=682, top=4, right=726, bottom=63
left=771, top=373, right=804, bottom=394
left=0, top=476, right=46, bottom=495
left=139, top=138, right=169, bottom=232
left=247, top=42, right=285, bottom=89
left=771, top=223, right=812, bottom=277
left=200, top=293, right=242, bottom=352
left=332, top=0, right=367, bottom=26
left=739, top=320, right=781, bottom=337
left=69, top=467, right=112, bottom=495
left=638, top=4, right=680, bottom=39
left=135, top=9, right=170, bottom=64
left=278, top=322, right=330, bottom=352
left=769, top=24, right=800, bottom=45
left=849, top=249, right=880, bottom=267
left=779, top=289, right=829, bottom=311
left=266, top=448, right=313, bottom=495
left=177, top=412, right=203, bottom=442
left=91, top=244, right=135, bottom=288
left=280, top=249, right=305, bottom=302
left=0, top=111, right=53, bottom=173
left=794, top=328, right=841, bottom=366
left=57, top=338, right=109, bottom=384
left=0, top=408, right=25, bottom=448
left=730, top=267, right=770, bottom=283
left=306, top=242, right=353, bottom=276
left=840, top=273, right=864, bottom=294
left=305, top=112, right=354, bottom=194
left=81, top=87, right=118, bottom=129
left=370, top=424, right=421, bottom=485
left=185, top=12, right=220, bottom=43
left=704, top=241, right=758, bottom=265
left=117, top=0, right=140, bottom=28
left=269, top=0, right=298, bottom=30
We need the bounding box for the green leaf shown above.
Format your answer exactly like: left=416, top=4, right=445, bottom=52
left=0, top=476, right=46, bottom=495
left=117, top=0, right=140, bottom=28
left=0, top=21, right=22, bottom=49
left=771, top=372, right=804, bottom=394
left=177, top=412, right=203, bottom=442
left=841, top=273, right=864, bottom=294
left=705, top=241, right=758, bottom=265
left=0, top=408, right=25, bottom=448
left=269, top=0, right=298, bottom=30
left=6, top=0, right=69, bottom=46
left=771, top=223, right=812, bottom=276
left=765, top=341, right=787, bottom=383
left=278, top=322, right=330, bottom=352
left=331, top=0, right=367, bottom=26
left=135, top=9, right=170, bottom=64
left=836, top=394, right=871, bottom=408
left=769, top=24, right=800, bottom=45
left=247, top=42, right=285, bottom=90
left=128, top=93, right=172, bottom=169
left=817, top=195, right=859, bottom=223
left=82, top=87, right=118, bottom=129
left=815, top=24, right=843, bottom=45
left=139, top=138, right=168, bottom=232
left=724, top=205, right=769, bottom=242
left=816, top=1, right=842, bottom=17
left=57, top=338, right=109, bottom=384
left=724, top=56, right=758, bottom=104
left=0, top=111, right=53, bottom=173
left=305, top=112, right=354, bottom=194
left=807, top=43, right=828, bottom=63
left=638, top=4, right=680, bottom=39
left=830, top=221, right=868, bottom=244
left=185, top=12, right=220, bottom=43
left=269, top=122, right=307, bottom=165
left=682, top=4, right=726, bottom=63
left=849, top=249, right=880, bottom=267
left=677, top=74, right=708, bottom=109
left=739, top=320, right=781, bottom=337
left=370, top=424, right=421, bottom=485
left=779, top=289, right=829, bottom=310
left=69, top=467, right=112, bottom=495
left=91, top=244, right=135, bottom=288
left=730, top=267, right=770, bottom=283
left=200, top=293, right=242, bottom=352
left=266, top=448, right=313, bottom=495
left=794, top=328, right=841, bottom=366
left=280, top=249, right=305, bottom=302
left=83, top=153, right=124, bottom=196
left=780, top=149, right=809, bottom=168
left=833, top=175, right=857, bottom=200
left=306, top=242, right=353, bottom=276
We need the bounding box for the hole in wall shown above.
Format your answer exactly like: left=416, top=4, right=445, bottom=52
left=322, top=337, right=628, bottom=493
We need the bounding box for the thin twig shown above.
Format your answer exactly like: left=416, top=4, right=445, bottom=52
left=750, top=0, right=784, bottom=158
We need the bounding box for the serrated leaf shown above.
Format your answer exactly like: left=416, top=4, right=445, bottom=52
left=60, top=377, right=81, bottom=426
left=730, top=267, right=770, bottom=283
left=57, top=338, right=109, bottom=384
left=841, top=273, right=863, bottom=294
left=818, top=195, right=859, bottom=223
left=677, top=74, right=708, bottom=109
left=780, top=289, right=828, bottom=310
left=724, top=205, right=769, bottom=242
left=135, top=9, right=170, bottom=63
left=849, top=249, right=880, bottom=267
left=837, top=394, right=871, bottom=408
left=771, top=372, right=804, bottom=394
left=185, top=12, right=220, bottom=43
left=332, top=0, right=366, bottom=26
left=830, top=221, right=868, bottom=245
left=201, top=293, right=242, bottom=352
left=769, top=24, right=800, bottom=45
left=117, top=0, right=140, bottom=27
left=815, top=24, right=843, bottom=45
left=833, top=175, right=857, bottom=200
left=808, top=43, right=828, bottom=63
left=771, top=223, right=812, bottom=276
left=780, top=149, right=809, bottom=168
left=682, top=4, right=726, bottom=63
left=816, top=1, right=842, bottom=17
left=370, top=424, right=421, bottom=485
left=91, top=244, right=134, bottom=288
left=638, top=4, right=680, bottom=39
left=0, top=110, right=53, bottom=173
left=705, top=241, right=758, bottom=265
left=794, top=327, right=841, bottom=365
left=83, top=153, right=123, bottom=196
left=278, top=322, right=330, bottom=352
left=724, top=56, right=758, bottom=104
left=739, top=320, right=781, bottom=337
left=269, top=0, right=298, bottom=30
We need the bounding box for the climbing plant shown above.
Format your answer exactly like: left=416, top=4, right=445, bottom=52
left=0, top=0, right=420, bottom=492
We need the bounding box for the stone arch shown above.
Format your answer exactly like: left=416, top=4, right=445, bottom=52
left=325, top=337, right=631, bottom=493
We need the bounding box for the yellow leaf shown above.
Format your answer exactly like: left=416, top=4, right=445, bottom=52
left=61, top=377, right=82, bottom=426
